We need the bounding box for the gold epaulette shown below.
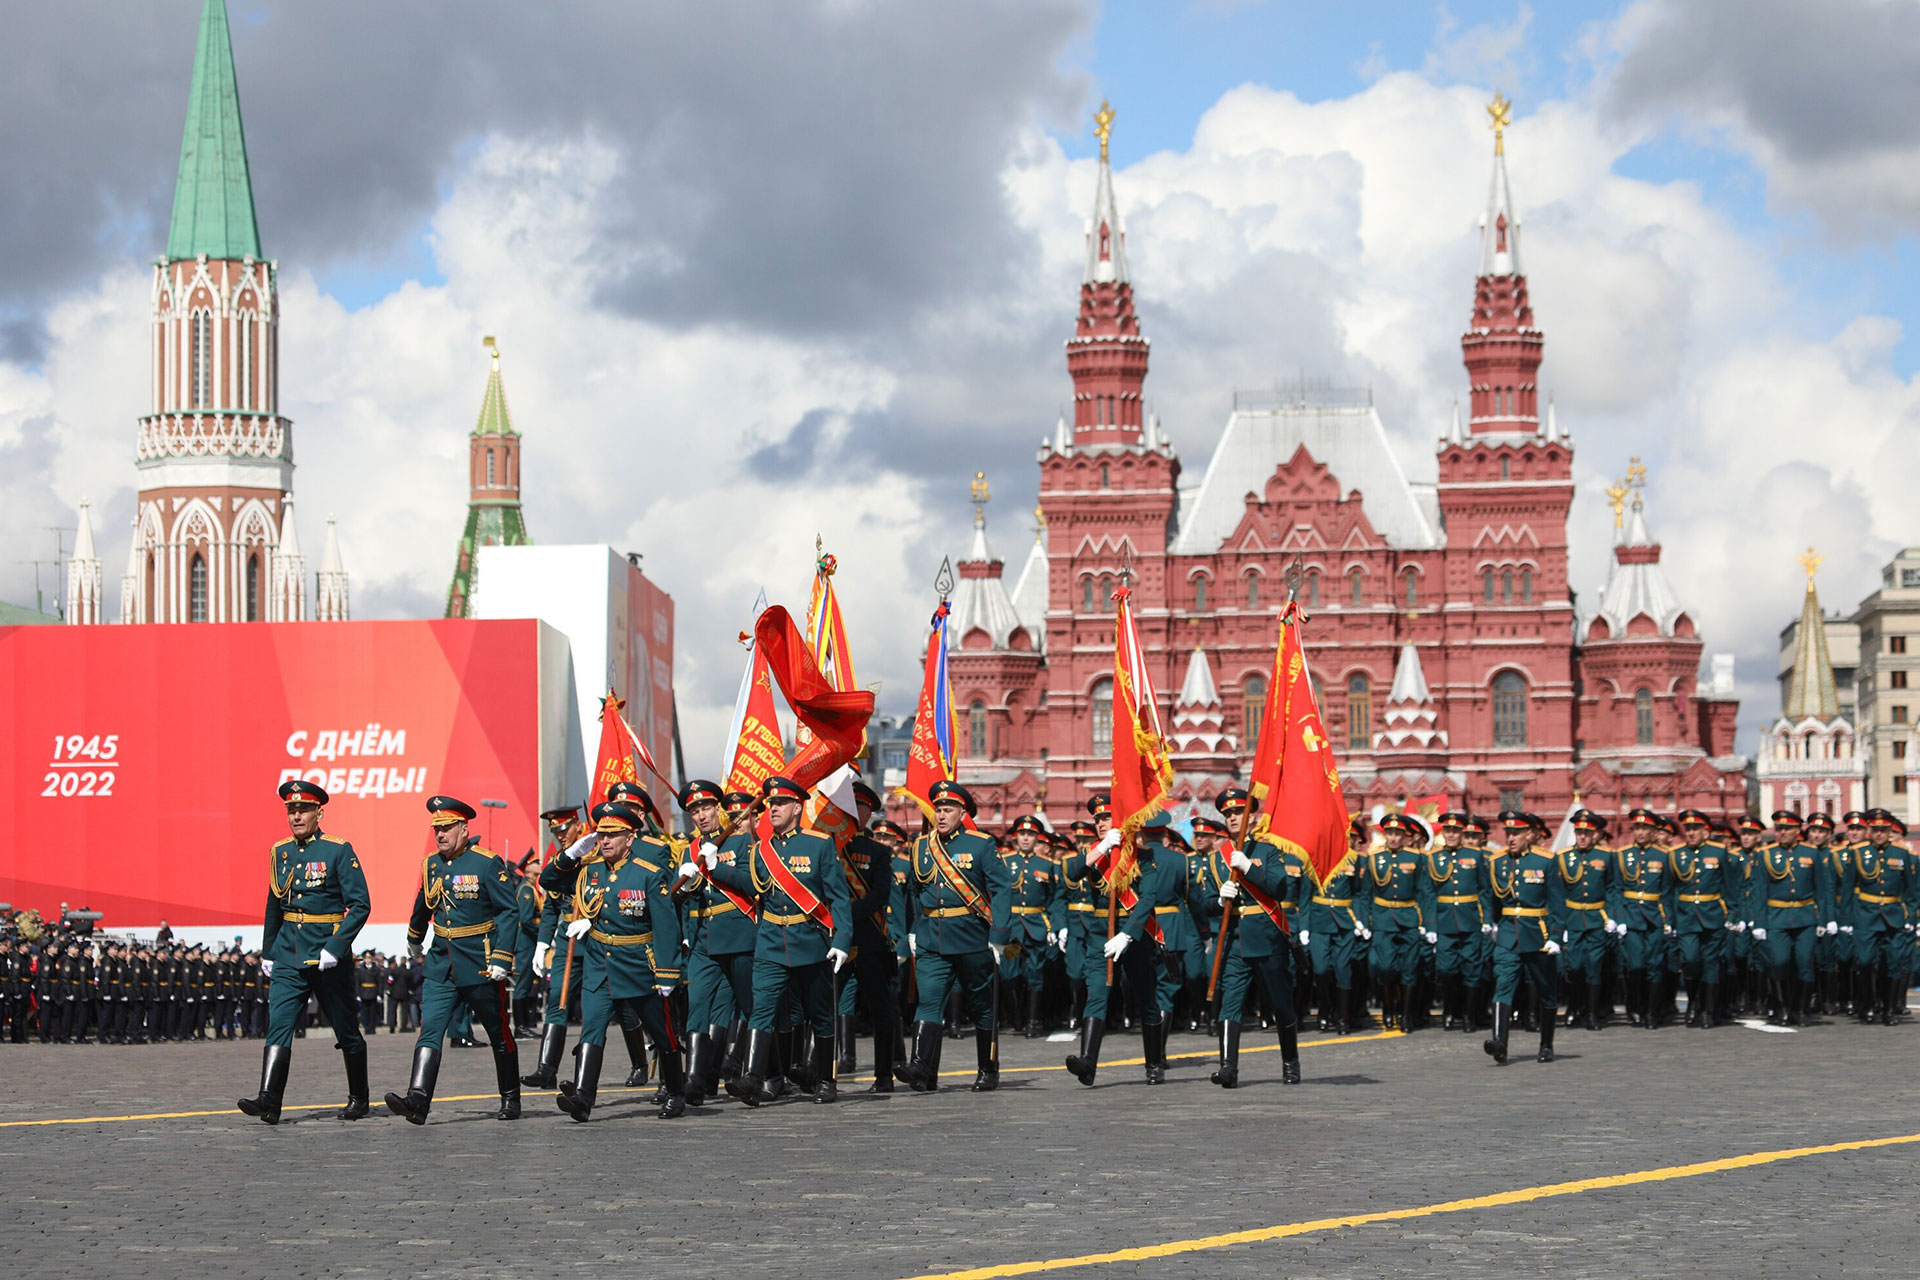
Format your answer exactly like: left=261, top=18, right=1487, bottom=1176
left=634, top=858, right=661, bottom=874
left=471, top=846, right=499, bottom=861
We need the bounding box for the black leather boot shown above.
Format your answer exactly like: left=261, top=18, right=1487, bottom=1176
left=493, top=1044, right=521, bottom=1119
left=339, top=1045, right=370, bottom=1120
left=970, top=1027, right=999, bottom=1092
left=657, top=1044, right=688, bottom=1118
left=1143, top=1021, right=1167, bottom=1085
left=521, top=1023, right=565, bottom=1088
left=1685, top=978, right=1702, bottom=1028
left=810, top=1036, right=838, bottom=1104
left=1400, top=981, right=1420, bottom=1035
left=869, top=1020, right=896, bottom=1093
left=1482, top=1002, right=1510, bottom=1065
left=719, top=1018, right=748, bottom=1081
left=725, top=1029, right=774, bottom=1108
left=384, top=1046, right=441, bottom=1125
left=835, top=1014, right=857, bottom=1074
left=683, top=1032, right=713, bottom=1106
left=557, top=1042, right=602, bottom=1121
left=1210, top=1020, right=1240, bottom=1088
left=622, top=1022, right=650, bottom=1087
left=1279, top=1020, right=1301, bottom=1084
left=786, top=1029, right=820, bottom=1094
left=895, top=1020, right=940, bottom=1092
left=1537, top=1009, right=1556, bottom=1063
left=1585, top=979, right=1605, bottom=1031
left=237, top=1044, right=291, bottom=1125
left=1064, top=1016, right=1105, bottom=1086
left=1699, top=982, right=1717, bottom=1029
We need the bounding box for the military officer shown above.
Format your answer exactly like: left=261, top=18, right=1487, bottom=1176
left=1548, top=810, right=1615, bottom=1030
left=524, top=805, right=585, bottom=1088
left=701, top=776, right=852, bottom=1106
left=1150, top=822, right=1214, bottom=1034
left=836, top=781, right=903, bottom=1087
left=1209, top=788, right=1302, bottom=1088
left=382, top=796, right=523, bottom=1124
left=895, top=780, right=1011, bottom=1094
left=1846, top=810, right=1916, bottom=1025
left=1752, top=810, right=1835, bottom=1026
left=540, top=800, right=685, bottom=1120
left=1063, top=804, right=1178, bottom=1087
left=1426, top=812, right=1495, bottom=1031
left=510, top=853, right=542, bottom=1035
left=1303, top=818, right=1371, bottom=1034
left=1189, top=815, right=1233, bottom=1031
left=1061, top=818, right=1101, bottom=1028
left=1805, top=813, right=1851, bottom=1015
left=1366, top=814, right=1435, bottom=1033
left=1724, top=815, right=1766, bottom=1015
left=1608, top=809, right=1676, bottom=1029
left=677, top=778, right=758, bottom=1107
left=237, top=780, right=372, bottom=1126
left=1668, top=810, right=1733, bottom=1028
left=998, top=814, right=1061, bottom=1039
left=1483, top=811, right=1566, bottom=1064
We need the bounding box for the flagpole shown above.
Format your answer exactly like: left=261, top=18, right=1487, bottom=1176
left=1104, top=553, right=1132, bottom=987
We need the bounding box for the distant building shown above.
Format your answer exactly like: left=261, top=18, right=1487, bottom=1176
left=1756, top=552, right=1864, bottom=818
left=445, top=340, right=533, bottom=618
left=1778, top=610, right=1858, bottom=722
left=1851, top=547, right=1920, bottom=819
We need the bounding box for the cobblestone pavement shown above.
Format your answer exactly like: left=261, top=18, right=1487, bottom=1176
left=2, top=1016, right=1916, bottom=1279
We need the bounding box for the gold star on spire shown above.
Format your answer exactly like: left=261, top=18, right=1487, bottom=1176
left=1798, top=545, right=1823, bottom=590
left=1093, top=100, right=1116, bottom=164
left=971, top=471, right=990, bottom=521
left=482, top=334, right=499, bottom=370
left=1487, top=94, right=1512, bottom=155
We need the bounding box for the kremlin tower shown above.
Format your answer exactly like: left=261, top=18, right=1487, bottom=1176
left=444, top=339, right=532, bottom=618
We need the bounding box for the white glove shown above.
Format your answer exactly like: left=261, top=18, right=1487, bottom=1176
left=697, top=844, right=718, bottom=870
left=1356, top=926, right=1372, bottom=941
left=988, top=944, right=1004, bottom=966
left=1480, top=923, right=1495, bottom=935
left=316, top=950, right=338, bottom=971
left=1841, top=925, right=1854, bottom=935
left=259, top=959, right=274, bottom=979
left=566, top=918, right=592, bottom=939
left=1095, top=829, right=1122, bottom=854
left=1543, top=940, right=1562, bottom=956
left=678, top=861, right=700, bottom=881
left=908, top=934, right=918, bottom=957
left=1423, top=931, right=1438, bottom=944
left=1299, top=930, right=1311, bottom=946
left=1822, top=921, right=1838, bottom=936
left=1054, top=928, right=1069, bottom=950
left=486, top=964, right=508, bottom=981
left=1663, top=925, right=1675, bottom=937
left=534, top=943, right=550, bottom=971
left=1724, top=921, right=1738, bottom=932
left=1751, top=927, right=1767, bottom=941
left=1102, top=932, right=1132, bottom=960
left=1219, top=880, right=1240, bottom=902
left=657, top=983, right=675, bottom=997
left=1228, top=849, right=1253, bottom=873
left=563, top=832, right=599, bottom=861
left=1904, top=923, right=1916, bottom=934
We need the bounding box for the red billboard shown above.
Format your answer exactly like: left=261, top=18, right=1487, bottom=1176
left=0, top=618, right=563, bottom=929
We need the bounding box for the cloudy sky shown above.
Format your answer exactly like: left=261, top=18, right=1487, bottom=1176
left=2, top=0, right=1916, bottom=767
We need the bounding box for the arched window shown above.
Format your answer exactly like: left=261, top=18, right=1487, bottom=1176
left=1082, top=577, right=1095, bottom=613
left=238, top=311, right=256, bottom=409
left=1482, top=568, right=1494, bottom=603
left=1193, top=577, right=1208, bottom=611
left=1349, top=569, right=1364, bottom=606
left=1403, top=570, right=1418, bottom=607
left=1492, top=671, right=1528, bottom=747
left=1245, top=573, right=1260, bottom=609
left=1243, top=674, right=1268, bottom=753
left=1090, top=678, right=1113, bottom=756
left=1099, top=574, right=1115, bottom=614
left=1635, top=688, right=1654, bottom=746
left=1346, top=674, right=1372, bottom=750
left=1500, top=456, right=1511, bottom=481
left=245, top=553, right=261, bottom=622
left=189, top=553, right=209, bottom=623
left=1306, top=572, right=1320, bottom=610
left=191, top=311, right=211, bottom=409
left=1100, top=463, right=1110, bottom=489
left=969, top=700, right=988, bottom=758
left=487, top=451, right=496, bottom=486
left=1521, top=566, right=1533, bottom=603
left=1502, top=569, right=1514, bottom=604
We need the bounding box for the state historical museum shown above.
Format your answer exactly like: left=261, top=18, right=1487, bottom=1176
left=941, top=103, right=1746, bottom=828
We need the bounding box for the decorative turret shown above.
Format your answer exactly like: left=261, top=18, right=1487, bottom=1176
left=1171, top=646, right=1233, bottom=752
left=270, top=495, right=305, bottom=622
left=949, top=474, right=1029, bottom=651
left=316, top=516, right=350, bottom=622
left=1373, top=644, right=1448, bottom=752
left=1587, top=467, right=1690, bottom=642
left=446, top=338, right=533, bottom=618
left=66, top=499, right=102, bottom=626
left=1756, top=547, right=1864, bottom=818
left=1460, top=94, right=1544, bottom=436
left=1065, top=101, right=1150, bottom=449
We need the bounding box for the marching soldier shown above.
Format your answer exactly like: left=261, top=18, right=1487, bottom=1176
left=1303, top=818, right=1371, bottom=1034
left=703, top=776, right=852, bottom=1106
left=556, top=800, right=687, bottom=1121
left=1151, top=822, right=1213, bottom=1034
left=1427, top=812, right=1493, bottom=1031
left=1483, top=812, right=1566, bottom=1064
left=1000, top=814, right=1061, bottom=1039
left=1846, top=810, right=1915, bottom=1025
left=1611, top=809, right=1676, bottom=1029
left=524, top=804, right=584, bottom=1088
left=838, top=782, right=903, bottom=1085
left=896, top=780, right=1010, bottom=1093
left=1062, top=800, right=1176, bottom=1087
left=1670, top=810, right=1732, bottom=1027
left=677, top=779, right=757, bottom=1107
left=1752, top=810, right=1834, bottom=1026
left=1061, top=819, right=1100, bottom=1029
left=1189, top=815, right=1232, bottom=1033
left=510, top=853, right=541, bottom=1036
left=1550, top=810, right=1614, bottom=1030
left=1366, top=814, right=1435, bottom=1032
left=1208, top=788, right=1302, bottom=1088
left=385, top=796, right=523, bottom=1124
left=237, top=779, right=372, bottom=1126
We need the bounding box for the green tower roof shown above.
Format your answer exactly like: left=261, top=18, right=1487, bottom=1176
left=473, top=340, right=518, bottom=436
left=166, top=0, right=262, bottom=263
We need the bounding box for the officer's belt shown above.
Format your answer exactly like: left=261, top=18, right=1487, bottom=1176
left=1153, top=905, right=1181, bottom=915
left=924, top=907, right=976, bottom=919
left=1622, top=891, right=1663, bottom=902
left=1312, top=896, right=1351, bottom=906
left=1678, top=893, right=1723, bottom=904
left=1437, top=894, right=1480, bottom=904
left=1505, top=907, right=1548, bottom=918
left=1767, top=898, right=1813, bottom=908
left=1566, top=900, right=1605, bottom=910
left=282, top=911, right=344, bottom=925
left=589, top=929, right=653, bottom=945
left=688, top=902, right=738, bottom=919
left=1011, top=905, right=1048, bottom=915
left=439, top=920, right=494, bottom=939
left=1068, top=903, right=1100, bottom=912
left=1373, top=898, right=1417, bottom=909
left=1856, top=891, right=1900, bottom=905
left=761, top=911, right=817, bottom=926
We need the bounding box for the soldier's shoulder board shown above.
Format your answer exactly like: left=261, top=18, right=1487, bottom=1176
left=633, top=858, right=662, bottom=874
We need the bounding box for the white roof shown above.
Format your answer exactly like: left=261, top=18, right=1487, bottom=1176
left=1177, top=647, right=1221, bottom=709
left=1591, top=497, right=1688, bottom=637
left=948, top=511, right=1027, bottom=651
left=276, top=495, right=302, bottom=558
left=73, top=499, right=97, bottom=562
left=1170, top=404, right=1441, bottom=555
left=1009, top=533, right=1048, bottom=654
left=1387, top=642, right=1432, bottom=704
left=319, top=516, right=346, bottom=576
left=1479, top=144, right=1522, bottom=277
left=1084, top=153, right=1128, bottom=285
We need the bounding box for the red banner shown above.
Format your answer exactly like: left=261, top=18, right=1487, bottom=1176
left=752, top=606, right=873, bottom=792
left=1249, top=602, right=1349, bottom=884
left=0, top=620, right=549, bottom=928
left=1110, top=584, right=1173, bottom=842
left=725, top=647, right=787, bottom=797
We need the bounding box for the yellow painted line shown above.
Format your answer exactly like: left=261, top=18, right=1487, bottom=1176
left=898, top=1130, right=1920, bottom=1280
left=0, top=1087, right=653, bottom=1129
left=936, top=1029, right=1402, bottom=1080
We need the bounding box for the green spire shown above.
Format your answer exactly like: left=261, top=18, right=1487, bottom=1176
left=1785, top=555, right=1841, bottom=720
left=474, top=338, right=518, bottom=436
left=166, top=0, right=262, bottom=262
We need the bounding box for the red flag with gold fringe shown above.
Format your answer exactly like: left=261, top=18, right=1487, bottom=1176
left=1248, top=601, right=1349, bottom=884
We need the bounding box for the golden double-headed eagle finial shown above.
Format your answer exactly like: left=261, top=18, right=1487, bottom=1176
left=1487, top=94, right=1512, bottom=155
left=1798, top=545, right=1824, bottom=589
left=1093, top=100, right=1116, bottom=163
left=1605, top=481, right=1629, bottom=533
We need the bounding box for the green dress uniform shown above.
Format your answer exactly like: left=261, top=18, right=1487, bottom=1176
left=684, top=828, right=759, bottom=1101
left=1752, top=829, right=1834, bottom=1024
left=999, top=831, right=1062, bottom=1038
left=1364, top=818, right=1435, bottom=1033
left=897, top=787, right=1013, bottom=1094
left=1151, top=837, right=1214, bottom=1031
left=237, top=779, right=373, bottom=1126
left=511, top=869, right=541, bottom=1019
left=386, top=814, right=523, bottom=1123
left=1483, top=829, right=1566, bottom=1064
left=708, top=789, right=854, bottom=1106
left=1062, top=818, right=1178, bottom=1087
left=836, top=830, right=903, bottom=1084
left=1609, top=826, right=1676, bottom=1029
left=1305, top=848, right=1369, bottom=1033
left=1061, top=825, right=1100, bottom=1011
left=1427, top=828, right=1495, bottom=1031
left=1210, top=824, right=1302, bottom=1089
left=557, top=822, right=687, bottom=1121
left=1669, top=820, right=1732, bottom=1027
left=1551, top=835, right=1615, bottom=1030
left=1846, top=815, right=1918, bottom=1024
